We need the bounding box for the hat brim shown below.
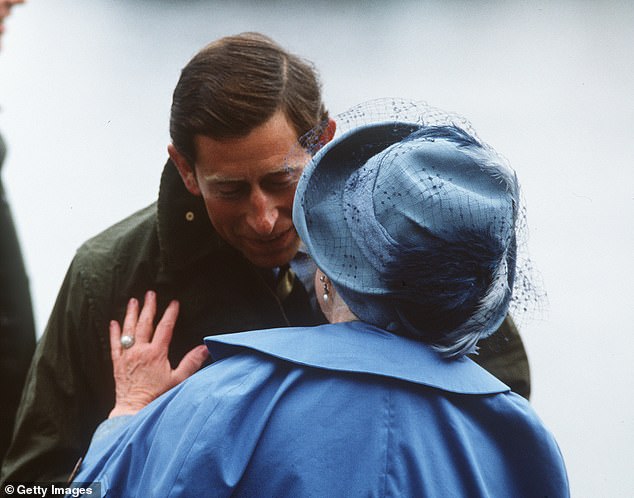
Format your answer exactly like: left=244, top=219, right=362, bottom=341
left=293, top=121, right=420, bottom=322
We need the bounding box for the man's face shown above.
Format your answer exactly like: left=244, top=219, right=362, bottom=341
left=171, top=110, right=309, bottom=268
left=0, top=0, right=25, bottom=48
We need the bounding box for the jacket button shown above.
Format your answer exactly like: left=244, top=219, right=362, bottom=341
left=185, top=211, right=195, bottom=221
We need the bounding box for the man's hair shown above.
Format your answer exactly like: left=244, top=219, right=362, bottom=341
left=170, top=32, right=328, bottom=167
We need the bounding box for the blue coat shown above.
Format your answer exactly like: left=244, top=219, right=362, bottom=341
left=74, top=322, right=568, bottom=497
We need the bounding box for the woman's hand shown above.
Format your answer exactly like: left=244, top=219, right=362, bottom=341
left=108, top=290, right=209, bottom=418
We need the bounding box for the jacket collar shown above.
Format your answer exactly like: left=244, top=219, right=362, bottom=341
left=156, top=159, right=231, bottom=273
left=205, top=322, right=510, bottom=395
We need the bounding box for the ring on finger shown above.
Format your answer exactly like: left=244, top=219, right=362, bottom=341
left=120, top=335, right=135, bottom=349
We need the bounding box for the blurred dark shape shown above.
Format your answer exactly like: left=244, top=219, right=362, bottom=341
left=0, top=132, right=36, bottom=465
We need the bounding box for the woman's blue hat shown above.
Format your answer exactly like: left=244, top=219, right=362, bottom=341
left=293, top=105, right=523, bottom=357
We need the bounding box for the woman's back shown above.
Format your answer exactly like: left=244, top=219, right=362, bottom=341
left=77, top=323, right=568, bottom=497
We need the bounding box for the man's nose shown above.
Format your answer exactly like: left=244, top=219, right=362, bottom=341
left=246, top=189, right=278, bottom=236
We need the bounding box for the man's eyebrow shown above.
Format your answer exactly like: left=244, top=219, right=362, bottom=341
left=265, top=166, right=301, bottom=178
left=201, top=166, right=300, bottom=184
left=201, top=174, right=243, bottom=184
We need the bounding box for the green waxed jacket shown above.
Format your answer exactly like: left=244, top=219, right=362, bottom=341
left=1, top=162, right=323, bottom=483
left=1, top=160, right=530, bottom=484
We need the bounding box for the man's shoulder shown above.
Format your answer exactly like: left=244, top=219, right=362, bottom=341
left=70, top=203, right=159, bottom=283
left=77, top=203, right=158, bottom=261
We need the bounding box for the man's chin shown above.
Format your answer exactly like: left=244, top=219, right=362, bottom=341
left=238, top=232, right=301, bottom=269
left=243, top=244, right=300, bottom=269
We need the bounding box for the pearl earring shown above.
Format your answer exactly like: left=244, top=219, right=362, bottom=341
left=320, top=275, right=330, bottom=302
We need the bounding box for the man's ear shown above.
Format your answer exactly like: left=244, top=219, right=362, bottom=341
left=318, top=118, right=337, bottom=148
left=168, top=144, right=201, bottom=196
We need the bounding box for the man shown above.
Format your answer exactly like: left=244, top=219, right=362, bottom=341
left=0, top=0, right=36, bottom=466
left=2, top=32, right=333, bottom=483
left=2, top=32, right=529, bottom=483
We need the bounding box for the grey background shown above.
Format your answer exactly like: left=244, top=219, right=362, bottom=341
left=1, top=1, right=632, bottom=495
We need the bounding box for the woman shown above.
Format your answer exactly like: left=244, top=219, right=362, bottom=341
left=72, top=102, right=568, bottom=497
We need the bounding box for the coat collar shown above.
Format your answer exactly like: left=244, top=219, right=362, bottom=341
left=205, top=322, right=510, bottom=395
left=156, top=159, right=230, bottom=273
